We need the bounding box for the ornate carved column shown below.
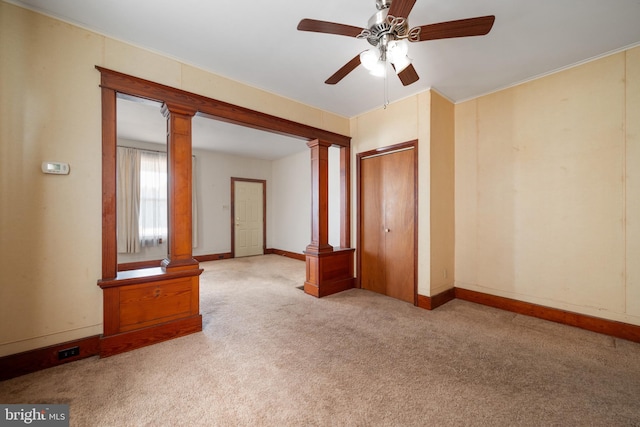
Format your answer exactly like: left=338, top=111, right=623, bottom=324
left=161, top=102, right=199, bottom=272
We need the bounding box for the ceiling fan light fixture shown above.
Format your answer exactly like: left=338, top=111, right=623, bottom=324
left=368, top=60, right=387, bottom=77
left=391, top=55, right=411, bottom=74
left=359, top=49, right=380, bottom=71
left=386, top=38, right=411, bottom=73
left=387, top=39, right=409, bottom=60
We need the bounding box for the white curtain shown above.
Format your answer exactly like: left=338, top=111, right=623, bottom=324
left=118, top=147, right=195, bottom=252
left=139, top=150, right=168, bottom=247
left=117, top=147, right=141, bottom=253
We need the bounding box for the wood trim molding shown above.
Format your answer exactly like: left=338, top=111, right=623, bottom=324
left=455, top=288, right=640, bottom=343
left=118, top=253, right=233, bottom=271
left=7, top=286, right=638, bottom=379
left=417, top=288, right=456, bottom=310
left=340, top=145, right=351, bottom=248
left=357, top=140, right=419, bottom=160
left=265, top=248, right=306, bottom=261
left=98, top=266, right=203, bottom=289
left=118, top=259, right=164, bottom=271
left=306, top=139, right=333, bottom=254
left=194, top=253, right=233, bottom=262
left=0, top=336, right=100, bottom=381
left=96, top=66, right=350, bottom=147
left=97, top=65, right=351, bottom=281
left=101, top=86, right=118, bottom=280
left=161, top=103, right=198, bottom=272
left=99, top=315, right=202, bottom=358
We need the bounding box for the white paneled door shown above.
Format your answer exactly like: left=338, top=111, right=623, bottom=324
left=234, top=180, right=264, bottom=258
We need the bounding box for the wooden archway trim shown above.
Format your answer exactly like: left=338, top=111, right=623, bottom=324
left=96, top=66, right=351, bottom=146
left=97, top=66, right=352, bottom=280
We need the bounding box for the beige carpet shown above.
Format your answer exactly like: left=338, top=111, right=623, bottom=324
left=2, top=255, right=640, bottom=426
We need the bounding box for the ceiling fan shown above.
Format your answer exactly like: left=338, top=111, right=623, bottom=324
left=297, top=0, right=495, bottom=86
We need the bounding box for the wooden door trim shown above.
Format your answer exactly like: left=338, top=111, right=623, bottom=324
left=356, top=140, right=418, bottom=305
left=230, top=177, right=267, bottom=258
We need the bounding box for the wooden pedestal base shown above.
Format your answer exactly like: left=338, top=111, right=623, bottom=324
left=304, top=247, right=355, bottom=297
left=98, top=267, right=203, bottom=357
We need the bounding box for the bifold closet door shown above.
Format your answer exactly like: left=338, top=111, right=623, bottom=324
left=360, top=148, right=415, bottom=303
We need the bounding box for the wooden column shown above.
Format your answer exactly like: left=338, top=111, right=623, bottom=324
left=161, top=102, right=199, bottom=272
left=101, top=87, right=118, bottom=280
left=304, top=139, right=355, bottom=297
left=98, top=95, right=202, bottom=357
left=306, top=139, right=333, bottom=254
left=340, top=145, right=351, bottom=248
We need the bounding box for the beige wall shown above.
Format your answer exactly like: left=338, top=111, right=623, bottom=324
left=627, top=47, right=640, bottom=318
left=0, top=2, right=349, bottom=356
left=455, top=47, right=640, bottom=326
left=271, top=150, right=312, bottom=253
left=429, top=92, right=455, bottom=295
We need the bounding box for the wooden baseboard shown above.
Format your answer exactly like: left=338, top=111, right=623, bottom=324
left=6, top=287, right=637, bottom=381
left=455, top=288, right=640, bottom=343
left=417, top=288, right=456, bottom=310
left=0, top=335, right=100, bottom=381
left=194, top=252, right=233, bottom=262
left=1, top=316, right=203, bottom=380
left=265, top=248, right=305, bottom=261
left=100, top=315, right=202, bottom=357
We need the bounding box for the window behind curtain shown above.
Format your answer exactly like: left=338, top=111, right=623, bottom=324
left=139, top=151, right=167, bottom=247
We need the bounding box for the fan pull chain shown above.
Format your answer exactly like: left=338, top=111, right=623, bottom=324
left=383, top=63, right=389, bottom=109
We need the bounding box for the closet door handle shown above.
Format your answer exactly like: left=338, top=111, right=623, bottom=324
left=384, top=228, right=390, bottom=233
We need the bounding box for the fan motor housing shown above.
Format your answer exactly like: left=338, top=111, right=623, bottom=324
left=366, top=8, right=409, bottom=47
left=376, top=0, right=392, bottom=10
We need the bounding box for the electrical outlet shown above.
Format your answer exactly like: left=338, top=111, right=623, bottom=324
left=58, top=346, right=80, bottom=360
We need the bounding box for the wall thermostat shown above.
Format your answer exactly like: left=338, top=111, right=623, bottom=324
left=41, top=161, right=70, bottom=175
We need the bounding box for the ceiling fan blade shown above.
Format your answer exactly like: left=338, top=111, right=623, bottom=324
left=297, top=19, right=364, bottom=38
left=388, top=0, right=417, bottom=19
left=325, top=54, right=362, bottom=85
left=397, top=64, right=419, bottom=86
left=413, top=15, right=495, bottom=42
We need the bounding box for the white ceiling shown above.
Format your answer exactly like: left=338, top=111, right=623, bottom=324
left=11, top=0, right=640, bottom=157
